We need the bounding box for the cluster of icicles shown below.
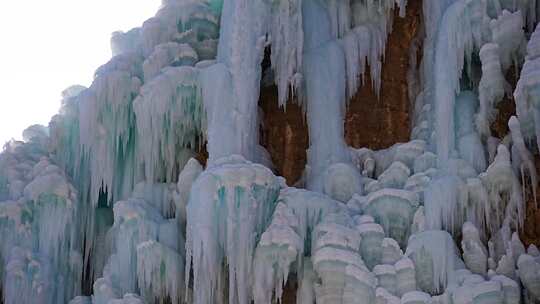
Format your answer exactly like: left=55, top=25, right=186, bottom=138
left=2, top=0, right=540, bottom=304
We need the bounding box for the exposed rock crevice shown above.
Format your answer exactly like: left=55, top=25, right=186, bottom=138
left=345, top=0, right=423, bottom=150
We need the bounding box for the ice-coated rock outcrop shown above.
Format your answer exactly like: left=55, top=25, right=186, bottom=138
left=185, top=156, right=283, bottom=304
left=2, top=0, right=540, bottom=303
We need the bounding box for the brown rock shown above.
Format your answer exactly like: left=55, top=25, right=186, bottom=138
left=260, top=1, right=423, bottom=185
left=345, top=0, right=422, bottom=150
left=259, top=85, right=309, bottom=185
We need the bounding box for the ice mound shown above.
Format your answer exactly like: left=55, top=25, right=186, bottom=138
left=462, top=222, right=488, bottom=276
left=185, top=156, right=283, bottom=304
left=363, top=189, right=419, bottom=247
left=517, top=254, right=540, bottom=301
left=514, top=23, right=540, bottom=145
left=253, top=203, right=302, bottom=304
left=311, top=214, right=377, bottom=304
left=406, top=230, right=465, bottom=294
left=322, top=162, right=363, bottom=202
left=0, top=139, right=82, bottom=304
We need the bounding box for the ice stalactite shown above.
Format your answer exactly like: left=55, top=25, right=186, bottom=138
left=78, top=54, right=142, bottom=208
left=433, top=0, right=486, bottom=166
left=253, top=203, right=302, bottom=304
left=424, top=175, right=468, bottom=236
left=185, top=157, right=283, bottom=304
left=476, top=43, right=507, bottom=138
left=480, top=145, right=525, bottom=232
left=0, top=133, right=82, bottom=304
left=5, top=248, right=64, bottom=304
left=508, top=116, right=537, bottom=206
left=515, top=22, right=540, bottom=152
left=266, top=0, right=304, bottom=107
left=204, top=0, right=268, bottom=164
left=174, top=157, right=202, bottom=231
left=411, top=0, right=455, bottom=143
left=348, top=0, right=407, bottom=96
left=49, top=86, right=86, bottom=179
left=44, top=0, right=224, bottom=290
left=83, top=183, right=185, bottom=304
left=301, top=0, right=352, bottom=190
left=405, top=230, right=465, bottom=295
left=134, top=66, right=205, bottom=183
left=136, top=240, right=184, bottom=304
left=253, top=188, right=343, bottom=304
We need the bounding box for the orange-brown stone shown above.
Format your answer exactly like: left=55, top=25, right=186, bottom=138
left=259, top=85, right=309, bottom=185
left=344, top=0, right=422, bottom=150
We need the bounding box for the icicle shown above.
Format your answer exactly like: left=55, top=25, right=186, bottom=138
left=480, top=145, right=525, bottom=233
left=0, top=138, right=82, bottom=303
left=465, top=178, right=490, bottom=240
left=514, top=23, right=540, bottom=147
left=253, top=203, right=302, bottom=304
left=203, top=0, right=269, bottom=164
left=185, top=156, right=282, bottom=304
left=4, top=248, right=62, bottom=304
left=433, top=0, right=487, bottom=165
left=508, top=116, right=537, bottom=207
left=476, top=43, right=507, bottom=138
left=131, top=182, right=177, bottom=218
left=424, top=175, right=468, bottom=236
left=267, top=0, right=304, bottom=107
left=134, top=66, right=205, bottom=183
left=136, top=240, right=184, bottom=304
left=174, top=157, right=203, bottom=231
left=79, top=55, right=142, bottom=207
left=405, top=230, right=465, bottom=295
left=302, top=0, right=351, bottom=190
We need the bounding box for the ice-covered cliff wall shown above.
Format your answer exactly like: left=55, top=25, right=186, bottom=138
left=2, top=0, right=540, bottom=303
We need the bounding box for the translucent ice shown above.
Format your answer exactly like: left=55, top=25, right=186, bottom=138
left=363, top=189, right=419, bottom=247
left=134, top=66, right=205, bottom=182
left=517, top=254, right=540, bottom=300
left=476, top=43, right=507, bottom=138
left=406, top=230, right=465, bottom=294
left=136, top=240, right=184, bottom=304
left=461, top=222, right=488, bottom=276
left=185, top=157, right=282, bottom=304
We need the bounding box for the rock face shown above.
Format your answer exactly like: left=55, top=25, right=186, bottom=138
left=258, top=1, right=425, bottom=302
left=522, top=156, right=540, bottom=246
left=345, top=0, right=422, bottom=150
left=259, top=85, right=308, bottom=185
left=260, top=0, right=423, bottom=185
left=486, top=63, right=540, bottom=247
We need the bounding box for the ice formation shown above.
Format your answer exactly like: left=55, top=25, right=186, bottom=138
left=3, top=0, right=540, bottom=303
